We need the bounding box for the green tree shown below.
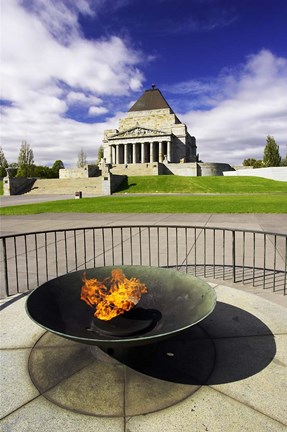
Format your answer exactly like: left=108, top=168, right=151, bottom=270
left=8, top=163, right=18, bottom=177
left=34, top=165, right=59, bottom=178
left=96, top=145, right=104, bottom=166
left=243, top=158, right=257, bottom=166
left=0, top=147, right=8, bottom=177
left=253, top=160, right=263, bottom=168
left=52, top=160, right=65, bottom=177
left=242, top=158, right=262, bottom=168
left=17, top=141, right=34, bottom=177
left=280, top=154, right=287, bottom=166
left=262, top=135, right=281, bottom=167
left=77, top=148, right=87, bottom=168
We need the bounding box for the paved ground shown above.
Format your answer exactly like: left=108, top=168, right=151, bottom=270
left=1, top=210, right=287, bottom=234
left=1, top=202, right=287, bottom=431
left=1, top=283, right=286, bottom=432
left=0, top=194, right=97, bottom=207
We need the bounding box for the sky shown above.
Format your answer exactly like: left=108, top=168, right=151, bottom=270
left=1, top=0, right=287, bottom=167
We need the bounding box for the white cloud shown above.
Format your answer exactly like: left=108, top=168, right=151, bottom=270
left=0, top=0, right=145, bottom=166
left=66, top=92, right=103, bottom=106
left=1, top=1, right=286, bottom=170
left=21, top=0, right=95, bottom=44
left=88, top=106, right=109, bottom=116
left=129, top=75, right=143, bottom=91
left=180, top=50, right=287, bottom=165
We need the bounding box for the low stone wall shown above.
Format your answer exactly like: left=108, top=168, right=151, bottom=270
left=110, top=163, right=160, bottom=176
left=154, top=162, right=234, bottom=176
left=102, top=173, right=127, bottom=195
left=110, top=162, right=234, bottom=177
left=223, top=167, right=287, bottom=181
left=3, top=177, right=36, bottom=195
left=162, top=163, right=199, bottom=176
left=198, top=163, right=235, bottom=176
left=59, top=166, right=99, bottom=179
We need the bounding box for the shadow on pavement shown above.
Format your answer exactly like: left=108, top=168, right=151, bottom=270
left=110, top=302, right=276, bottom=385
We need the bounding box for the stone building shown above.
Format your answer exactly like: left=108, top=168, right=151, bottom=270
left=103, top=86, right=198, bottom=167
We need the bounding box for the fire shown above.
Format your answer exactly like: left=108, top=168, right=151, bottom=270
left=81, top=269, right=148, bottom=321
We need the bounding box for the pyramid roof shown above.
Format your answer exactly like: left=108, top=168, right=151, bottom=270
left=128, top=87, right=174, bottom=112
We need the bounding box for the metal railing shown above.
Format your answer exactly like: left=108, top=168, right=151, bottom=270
left=1, top=225, right=286, bottom=298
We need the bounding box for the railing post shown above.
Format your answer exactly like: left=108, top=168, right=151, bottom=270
left=284, top=237, right=287, bottom=295
left=232, top=230, right=236, bottom=283
left=1, top=225, right=287, bottom=299
left=2, top=238, right=9, bottom=297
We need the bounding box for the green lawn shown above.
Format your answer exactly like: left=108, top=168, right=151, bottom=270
left=116, top=176, right=287, bottom=194
left=1, top=176, right=286, bottom=214
left=1, top=193, right=286, bottom=215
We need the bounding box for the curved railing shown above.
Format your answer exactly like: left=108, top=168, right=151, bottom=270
left=1, top=225, right=286, bottom=298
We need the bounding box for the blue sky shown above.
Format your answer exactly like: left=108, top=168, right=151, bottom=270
left=1, top=0, right=287, bottom=167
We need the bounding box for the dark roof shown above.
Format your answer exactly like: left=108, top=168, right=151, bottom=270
left=128, top=88, right=174, bottom=112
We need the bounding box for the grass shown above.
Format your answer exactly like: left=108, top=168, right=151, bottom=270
left=115, top=176, right=287, bottom=194
left=1, top=193, right=287, bottom=215
left=1, top=176, right=286, bottom=214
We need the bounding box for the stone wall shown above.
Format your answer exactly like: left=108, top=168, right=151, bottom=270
left=3, top=177, right=36, bottom=195
left=198, top=163, right=235, bottom=176
left=223, top=167, right=287, bottom=181
left=162, top=162, right=234, bottom=176
left=109, top=162, right=234, bottom=177
left=118, top=108, right=178, bottom=131
left=162, top=163, right=199, bottom=176
left=110, top=163, right=161, bottom=176
left=59, top=165, right=99, bottom=179
left=102, top=173, right=127, bottom=195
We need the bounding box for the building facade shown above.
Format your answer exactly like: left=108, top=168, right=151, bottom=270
left=103, top=86, right=198, bottom=166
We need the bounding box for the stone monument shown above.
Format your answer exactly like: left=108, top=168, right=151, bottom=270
left=103, top=85, right=198, bottom=168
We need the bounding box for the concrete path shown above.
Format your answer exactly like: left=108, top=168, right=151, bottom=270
left=1, top=211, right=287, bottom=236
left=0, top=194, right=99, bottom=208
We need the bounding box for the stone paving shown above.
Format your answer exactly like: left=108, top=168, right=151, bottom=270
left=1, top=283, right=287, bottom=432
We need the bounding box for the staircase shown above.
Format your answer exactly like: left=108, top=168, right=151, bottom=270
left=25, top=178, right=102, bottom=195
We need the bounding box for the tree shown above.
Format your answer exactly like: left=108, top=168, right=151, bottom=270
left=262, top=135, right=281, bottom=167
left=243, top=158, right=257, bottom=167
left=33, top=165, right=54, bottom=178
left=242, top=158, right=262, bottom=168
left=8, top=163, right=18, bottom=177
left=0, top=147, right=8, bottom=177
left=16, top=141, right=34, bottom=177
left=96, top=145, right=104, bottom=166
left=77, top=148, right=87, bottom=168
left=280, top=154, right=287, bottom=166
left=253, top=160, right=263, bottom=168
left=52, top=160, right=65, bottom=177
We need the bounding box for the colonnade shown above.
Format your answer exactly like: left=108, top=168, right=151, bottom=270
left=109, top=140, right=171, bottom=164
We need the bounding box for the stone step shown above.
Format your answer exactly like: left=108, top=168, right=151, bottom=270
left=25, top=178, right=102, bottom=195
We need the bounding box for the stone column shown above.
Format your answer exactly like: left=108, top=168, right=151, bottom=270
left=159, top=141, right=163, bottom=163
left=141, top=142, right=145, bottom=163
left=113, top=145, right=116, bottom=164
left=110, top=145, right=113, bottom=164
left=133, top=143, right=136, bottom=164
left=167, top=141, right=171, bottom=162
left=116, top=144, right=120, bottom=164
left=150, top=142, right=154, bottom=163
left=124, top=144, right=128, bottom=164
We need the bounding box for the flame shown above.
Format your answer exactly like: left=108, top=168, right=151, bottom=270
left=81, top=269, right=148, bottom=321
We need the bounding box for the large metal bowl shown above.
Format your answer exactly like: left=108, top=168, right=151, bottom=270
left=26, top=266, right=216, bottom=348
